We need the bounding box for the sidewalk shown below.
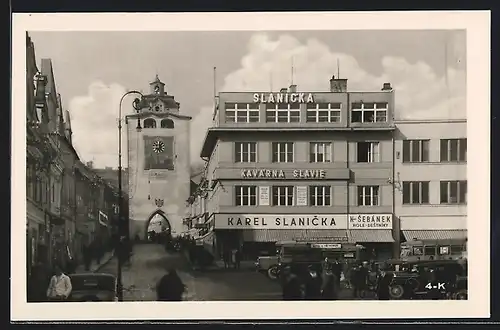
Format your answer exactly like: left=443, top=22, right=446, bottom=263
left=74, top=250, right=115, bottom=274
left=214, top=260, right=256, bottom=270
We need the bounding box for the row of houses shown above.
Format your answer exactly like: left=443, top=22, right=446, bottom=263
left=185, top=78, right=467, bottom=262
left=26, top=33, right=128, bottom=275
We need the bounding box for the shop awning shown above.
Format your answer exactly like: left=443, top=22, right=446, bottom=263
left=349, top=230, right=394, bottom=243
left=402, top=230, right=467, bottom=241
left=242, top=229, right=349, bottom=243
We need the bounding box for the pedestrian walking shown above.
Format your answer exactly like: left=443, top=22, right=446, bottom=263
left=321, top=272, right=339, bottom=300
left=234, top=249, right=241, bottom=270
left=46, top=265, right=72, bottom=302
left=231, top=248, right=237, bottom=269
left=304, top=265, right=322, bottom=300
left=156, top=268, right=187, bottom=301
left=281, top=266, right=302, bottom=300
left=223, top=248, right=230, bottom=269
left=82, top=243, right=91, bottom=271
left=331, top=258, right=342, bottom=289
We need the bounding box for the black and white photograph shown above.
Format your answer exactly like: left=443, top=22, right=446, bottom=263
left=12, top=12, right=490, bottom=321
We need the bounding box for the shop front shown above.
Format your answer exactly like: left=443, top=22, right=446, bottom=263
left=347, top=213, right=395, bottom=261
left=26, top=200, right=45, bottom=274
left=213, top=213, right=349, bottom=261
left=399, top=216, right=467, bottom=260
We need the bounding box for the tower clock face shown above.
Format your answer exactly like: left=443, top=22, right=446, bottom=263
left=154, top=85, right=160, bottom=94
left=152, top=140, right=165, bottom=153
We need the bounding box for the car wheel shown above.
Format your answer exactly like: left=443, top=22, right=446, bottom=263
left=267, top=266, right=278, bottom=280
left=455, top=290, right=467, bottom=300
left=389, top=284, right=405, bottom=300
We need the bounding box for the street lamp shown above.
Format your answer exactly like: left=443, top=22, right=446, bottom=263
left=116, top=90, right=144, bottom=301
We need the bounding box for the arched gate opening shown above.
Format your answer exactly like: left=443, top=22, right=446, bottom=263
left=144, top=210, right=172, bottom=244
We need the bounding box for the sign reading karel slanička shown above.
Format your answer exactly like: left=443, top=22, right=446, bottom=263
left=214, top=214, right=394, bottom=230
left=215, top=214, right=348, bottom=229
left=348, top=214, right=393, bottom=229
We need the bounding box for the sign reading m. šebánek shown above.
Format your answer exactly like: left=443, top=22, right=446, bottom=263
left=215, top=214, right=348, bottom=230
left=348, top=214, right=392, bottom=229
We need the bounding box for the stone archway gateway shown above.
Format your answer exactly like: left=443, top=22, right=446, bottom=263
left=144, top=210, right=172, bottom=241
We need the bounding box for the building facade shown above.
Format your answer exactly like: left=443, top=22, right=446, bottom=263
left=193, top=77, right=397, bottom=261
left=26, top=36, right=65, bottom=273
left=394, top=119, right=467, bottom=258
left=126, top=76, right=192, bottom=240
left=26, top=34, right=122, bottom=276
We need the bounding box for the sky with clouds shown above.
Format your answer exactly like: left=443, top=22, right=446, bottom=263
left=29, top=30, right=466, bottom=169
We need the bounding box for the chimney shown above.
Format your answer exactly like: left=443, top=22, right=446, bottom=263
left=86, top=161, right=94, bottom=168
left=280, top=87, right=288, bottom=93
left=288, top=84, right=297, bottom=93
left=382, top=82, right=393, bottom=91
left=329, top=75, right=347, bottom=92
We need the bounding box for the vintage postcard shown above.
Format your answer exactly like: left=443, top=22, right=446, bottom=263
left=11, top=11, right=490, bottom=321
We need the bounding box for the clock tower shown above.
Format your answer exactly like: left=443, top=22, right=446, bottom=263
left=125, top=75, right=192, bottom=241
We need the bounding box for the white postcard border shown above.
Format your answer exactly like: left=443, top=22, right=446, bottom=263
left=11, top=11, right=491, bottom=321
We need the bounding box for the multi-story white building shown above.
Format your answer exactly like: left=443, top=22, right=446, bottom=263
left=394, top=119, right=467, bottom=258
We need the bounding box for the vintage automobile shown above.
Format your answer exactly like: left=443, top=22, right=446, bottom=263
left=377, top=259, right=467, bottom=300
left=275, top=240, right=365, bottom=285
left=68, top=273, right=118, bottom=302
left=255, top=255, right=280, bottom=280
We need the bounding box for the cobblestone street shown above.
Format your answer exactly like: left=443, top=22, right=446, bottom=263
left=98, top=243, right=283, bottom=301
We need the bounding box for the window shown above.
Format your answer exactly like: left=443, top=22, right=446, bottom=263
left=143, top=118, right=156, bottom=128
left=225, top=103, right=260, bottom=123
left=424, top=246, right=437, bottom=256
left=235, top=142, right=257, bottom=163
left=272, top=186, right=294, bottom=206
left=309, top=186, right=331, bottom=206
left=357, top=186, right=379, bottom=206
left=306, top=103, right=341, bottom=123
left=357, top=142, right=380, bottom=163
left=235, top=185, right=257, bottom=206
left=272, top=142, right=294, bottom=162
left=413, top=246, right=423, bottom=256
left=440, top=180, right=467, bottom=204
left=35, top=177, right=41, bottom=203
left=52, top=182, right=55, bottom=202
left=26, top=161, right=36, bottom=199
left=402, top=140, right=430, bottom=163
left=266, top=103, right=300, bottom=123
left=351, top=102, right=388, bottom=123
left=451, top=245, right=465, bottom=254
left=402, top=181, right=430, bottom=204
left=161, top=119, right=174, bottom=129
left=440, top=138, right=467, bottom=162
left=309, top=142, right=332, bottom=163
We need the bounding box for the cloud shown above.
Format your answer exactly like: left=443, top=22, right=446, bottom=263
left=69, top=81, right=132, bottom=168
left=70, top=33, right=466, bottom=168
left=190, top=33, right=466, bottom=163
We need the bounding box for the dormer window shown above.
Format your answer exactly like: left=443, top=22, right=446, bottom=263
left=144, top=118, right=156, bottom=128
left=161, top=119, right=174, bottom=129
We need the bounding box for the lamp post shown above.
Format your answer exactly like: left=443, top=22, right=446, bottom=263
left=116, top=90, right=144, bottom=301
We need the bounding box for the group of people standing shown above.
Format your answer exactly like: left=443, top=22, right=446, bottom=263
left=222, top=247, right=242, bottom=270
left=280, top=258, right=377, bottom=300
left=281, top=257, right=344, bottom=300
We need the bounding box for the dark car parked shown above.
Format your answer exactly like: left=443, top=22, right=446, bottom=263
left=68, top=273, right=118, bottom=302
left=376, top=259, right=467, bottom=300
